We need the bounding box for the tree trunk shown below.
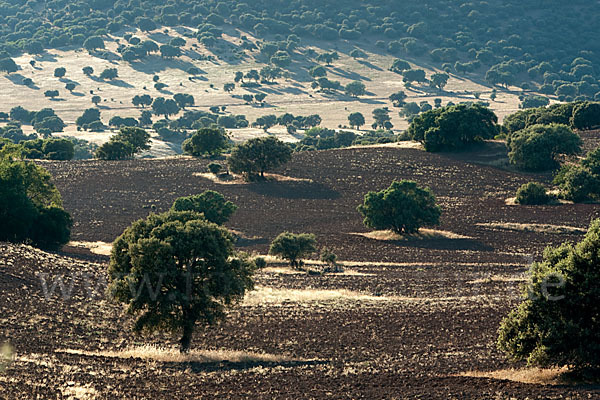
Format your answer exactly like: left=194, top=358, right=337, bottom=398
left=180, top=323, right=194, bottom=353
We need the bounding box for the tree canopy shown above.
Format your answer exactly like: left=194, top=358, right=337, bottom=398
left=108, top=211, right=255, bottom=352
left=228, top=137, right=292, bottom=180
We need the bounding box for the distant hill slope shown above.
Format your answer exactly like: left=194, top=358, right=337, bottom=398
left=1, top=0, right=598, bottom=101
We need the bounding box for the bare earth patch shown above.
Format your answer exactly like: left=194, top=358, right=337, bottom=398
left=350, top=228, right=471, bottom=241
left=477, top=222, right=586, bottom=235
left=57, top=346, right=293, bottom=364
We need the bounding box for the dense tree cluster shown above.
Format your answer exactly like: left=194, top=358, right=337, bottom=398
left=0, top=1, right=599, bottom=99
left=408, top=104, right=499, bottom=151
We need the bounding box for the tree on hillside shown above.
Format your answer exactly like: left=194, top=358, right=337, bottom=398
left=182, top=128, right=229, bottom=157
left=132, top=94, right=153, bottom=108
left=76, top=108, right=101, bottom=127
left=357, top=180, right=442, bottom=234
left=269, top=232, right=317, bottom=269
left=65, top=82, right=76, bottom=92
left=348, top=112, right=365, bottom=129
left=152, top=97, right=180, bottom=119
left=389, top=59, right=411, bottom=74
left=508, top=123, right=582, bottom=171
left=82, top=66, right=93, bottom=76
left=44, top=90, right=59, bottom=99
left=228, top=137, right=292, bottom=180
left=91, top=95, right=101, bottom=106
left=171, top=190, right=237, bottom=225
left=345, top=81, right=366, bottom=97
left=108, top=211, right=255, bottom=352
left=173, top=93, right=195, bottom=109
left=83, top=36, right=105, bottom=51
left=498, top=219, right=600, bottom=371
left=100, top=68, right=118, bottom=80
left=112, top=127, right=151, bottom=155
left=429, top=73, right=449, bottom=90
left=53, top=67, right=66, bottom=78
left=389, top=91, right=407, bottom=107
left=403, top=69, right=427, bottom=84
left=0, top=58, right=18, bottom=74
left=223, top=83, right=235, bottom=92
left=94, top=140, right=134, bottom=160
left=309, top=65, right=327, bottom=78
left=372, top=108, right=392, bottom=129
left=160, top=44, right=181, bottom=59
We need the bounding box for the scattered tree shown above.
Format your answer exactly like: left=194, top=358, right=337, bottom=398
left=515, top=182, right=552, bottom=205
left=228, top=137, right=292, bottom=180
left=357, top=180, right=442, bottom=234
left=348, top=112, right=365, bottom=129
left=108, top=211, right=255, bottom=353
left=182, top=128, right=229, bottom=157
left=269, top=232, right=317, bottom=269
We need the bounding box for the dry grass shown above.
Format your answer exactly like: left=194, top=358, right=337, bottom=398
left=61, top=384, right=98, bottom=400
left=57, top=346, right=292, bottom=364
left=351, top=228, right=471, bottom=241
left=459, top=367, right=570, bottom=385
left=467, top=274, right=527, bottom=285
left=68, top=241, right=113, bottom=256
left=0, top=342, right=14, bottom=372
left=477, top=222, right=586, bottom=235
left=243, top=286, right=390, bottom=305
left=193, top=172, right=312, bottom=185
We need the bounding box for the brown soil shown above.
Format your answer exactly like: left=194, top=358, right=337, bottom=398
left=2, top=146, right=600, bottom=398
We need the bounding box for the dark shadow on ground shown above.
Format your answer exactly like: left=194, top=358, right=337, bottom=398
left=248, top=180, right=340, bottom=200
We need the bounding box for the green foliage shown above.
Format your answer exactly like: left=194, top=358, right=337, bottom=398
left=554, top=164, right=600, bottom=203
left=372, top=108, right=392, bottom=130
left=408, top=104, right=499, bottom=152
left=228, top=136, right=292, bottom=180
left=0, top=158, right=71, bottom=249
left=498, top=219, right=600, bottom=370
left=207, top=162, right=222, bottom=175
left=94, top=140, right=134, bottom=161
left=520, top=95, right=550, bottom=109
left=348, top=112, right=365, bottom=129
left=171, top=190, right=237, bottom=225
left=108, top=211, right=255, bottom=352
left=570, top=102, right=600, bottom=130
left=344, top=81, right=366, bottom=97
left=269, top=232, right=317, bottom=269
left=112, top=127, right=151, bottom=154
left=152, top=97, right=180, bottom=119
left=357, top=180, right=441, bottom=234
left=508, top=124, right=581, bottom=171
left=99, top=68, right=118, bottom=80
left=182, top=128, right=229, bottom=157
left=515, top=182, right=552, bottom=205
left=429, top=73, right=449, bottom=90
left=76, top=108, right=101, bottom=128
left=296, top=128, right=356, bottom=151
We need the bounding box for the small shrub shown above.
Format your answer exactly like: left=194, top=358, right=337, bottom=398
left=208, top=162, right=222, bottom=175
left=515, top=182, right=552, bottom=205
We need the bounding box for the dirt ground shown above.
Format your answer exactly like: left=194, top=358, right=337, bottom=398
left=1, top=144, right=599, bottom=398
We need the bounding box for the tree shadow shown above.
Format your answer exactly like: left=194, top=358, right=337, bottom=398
left=357, top=59, right=383, bottom=71
left=248, top=180, right=340, bottom=200
left=4, top=74, right=39, bottom=89
left=129, top=56, right=199, bottom=74
left=148, top=32, right=173, bottom=44
left=328, top=66, right=371, bottom=82
left=360, top=235, right=494, bottom=252
left=34, top=52, right=57, bottom=62
left=70, top=91, right=86, bottom=97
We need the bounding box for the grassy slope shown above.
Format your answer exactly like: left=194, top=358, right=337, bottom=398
left=0, top=25, right=531, bottom=156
